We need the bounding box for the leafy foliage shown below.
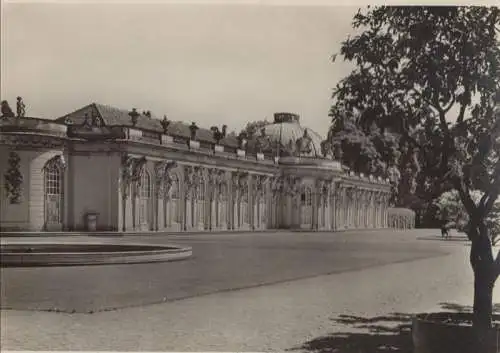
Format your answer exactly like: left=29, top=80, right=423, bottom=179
left=4, top=151, right=23, bottom=204
left=327, top=6, right=500, bottom=329
left=240, top=119, right=270, bottom=139
left=328, top=6, right=500, bottom=223
left=434, top=190, right=500, bottom=244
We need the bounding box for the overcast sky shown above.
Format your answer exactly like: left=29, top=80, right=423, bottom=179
left=3, top=1, right=492, bottom=135
left=1, top=3, right=367, bottom=136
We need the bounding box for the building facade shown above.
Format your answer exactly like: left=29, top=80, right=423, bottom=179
left=0, top=102, right=394, bottom=233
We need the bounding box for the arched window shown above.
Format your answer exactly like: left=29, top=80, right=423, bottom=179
left=301, top=186, right=312, bottom=226
left=44, top=157, right=64, bottom=226
left=170, top=174, right=180, bottom=224
left=218, top=182, right=227, bottom=228
left=259, top=182, right=268, bottom=228
left=138, top=171, right=151, bottom=226
left=241, top=182, right=249, bottom=225
left=171, top=174, right=180, bottom=199
left=139, top=172, right=151, bottom=198
left=196, top=177, right=205, bottom=226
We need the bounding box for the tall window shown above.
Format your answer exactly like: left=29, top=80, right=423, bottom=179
left=170, top=174, right=180, bottom=224
left=301, top=186, right=312, bottom=225
left=259, top=189, right=267, bottom=227
left=139, top=171, right=151, bottom=225
left=241, top=183, right=249, bottom=225
left=44, top=158, right=64, bottom=225
left=196, top=177, right=205, bottom=226
left=218, top=182, right=227, bottom=228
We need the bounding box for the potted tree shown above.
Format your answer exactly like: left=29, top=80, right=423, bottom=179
left=210, top=124, right=227, bottom=153
left=236, top=131, right=248, bottom=157
left=188, top=122, right=200, bottom=149
left=329, top=6, right=500, bottom=352
left=160, top=115, right=173, bottom=144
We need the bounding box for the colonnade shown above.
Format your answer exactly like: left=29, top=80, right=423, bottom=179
left=387, top=208, right=416, bottom=230
left=119, top=156, right=393, bottom=232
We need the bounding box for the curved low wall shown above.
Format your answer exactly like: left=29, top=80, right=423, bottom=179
left=412, top=312, right=500, bottom=353
left=1, top=242, right=192, bottom=267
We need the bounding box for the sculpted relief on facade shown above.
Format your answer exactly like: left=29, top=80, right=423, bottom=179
left=0, top=102, right=415, bottom=233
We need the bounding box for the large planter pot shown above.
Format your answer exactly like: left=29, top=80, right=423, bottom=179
left=412, top=312, right=500, bottom=353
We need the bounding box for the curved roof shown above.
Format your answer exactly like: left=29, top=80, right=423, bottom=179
left=57, top=102, right=240, bottom=148
left=261, top=113, right=324, bottom=158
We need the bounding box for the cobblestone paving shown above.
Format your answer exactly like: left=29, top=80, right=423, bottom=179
left=1, top=229, right=497, bottom=351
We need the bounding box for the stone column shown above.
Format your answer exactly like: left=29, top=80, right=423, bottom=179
left=338, top=185, right=345, bottom=229
left=326, top=180, right=334, bottom=231
left=231, top=172, right=239, bottom=230
left=292, top=178, right=301, bottom=229
left=369, top=191, right=375, bottom=228
left=365, top=191, right=369, bottom=228
left=333, top=183, right=341, bottom=230
left=314, top=179, right=322, bottom=230
left=361, top=190, right=366, bottom=228
left=207, top=169, right=216, bottom=231
left=347, top=188, right=352, bottom=229
left=271, top=177, right=281, bottom=229
left=344, top=187, right=349, bottom=229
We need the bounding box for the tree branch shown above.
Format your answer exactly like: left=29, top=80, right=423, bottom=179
left=442, top=94, right=456, bottom=114
left=496, top=250, right=500, bottom=279
left=483, top=187, right=499, bottom=215
left=411, top=88, right=441, bottom=115
left=455, top=177, right=476, bottom=217
left=457, top=103, right=467, bottom=124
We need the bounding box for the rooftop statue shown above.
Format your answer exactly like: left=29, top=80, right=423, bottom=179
left=295, top=128, right=313, bottom=155
left=210, top=124, right=227, bottom=145
left=255, top=127, right=272, bottom=153
left=161, top=115, right=171, bottom=134
left=237, top=131, right=248, bottom=150
left=320, top=140, right=334, bottom=160
left=16, top=97, right=26, bottom=118
left=189, top=122, right=199, bottom=141
left=285, top=138, right=296, bottom=156
left=1, top=100, right=15, bottom=118
left=128, top=108, right=140, bottom=126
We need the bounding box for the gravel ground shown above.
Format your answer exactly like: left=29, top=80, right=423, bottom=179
left=1, top=229, right=498, bottom=351
left=1, top=230, right=447, bottom=313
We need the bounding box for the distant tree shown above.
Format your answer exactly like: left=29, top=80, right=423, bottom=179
left=328, top=99, right=424, bottom=207
left=326, top=6, right=500, bottom=340
left=240, top=120, right=270, bottom=139
left=434, top=190, right=500, bottom=244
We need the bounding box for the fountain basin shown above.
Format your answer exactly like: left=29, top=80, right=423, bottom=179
left=1, top=242, right=192, bottom=267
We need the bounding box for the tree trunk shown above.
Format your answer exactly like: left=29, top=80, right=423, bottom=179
left=470, top=225, right=497, bottom=351
left=473, top=269, right=494, bottom=328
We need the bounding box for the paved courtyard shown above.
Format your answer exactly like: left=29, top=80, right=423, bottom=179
left=1, top=229, right=498, bottom=351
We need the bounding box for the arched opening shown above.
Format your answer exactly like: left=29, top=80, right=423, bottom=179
left=196, top=177, right=206, bottom=229
left=138, top=171, right=152, bottom=230
left=239, top=182, right=249, bottom=228
left=217, top=182, right=227, bottom=229
left=256, top=181, right=268, bottom=230
left=167, top=174, right=180, bottom=228
left=300, top=186, right=312, bottom=227
left=44, top=157, right=64, bottom=230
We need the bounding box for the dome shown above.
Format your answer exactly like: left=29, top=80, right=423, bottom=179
left=260, top=113, right=324, bottom=158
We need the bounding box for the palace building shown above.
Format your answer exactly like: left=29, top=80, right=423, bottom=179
left=0, top=100, right=401, bottom=233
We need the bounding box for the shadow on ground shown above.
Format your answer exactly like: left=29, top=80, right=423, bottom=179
left=439, top=302, right=500, bottom=316
left=290, top=303, right=500, bottom=353
left=416, top=236, right=470, bottom=243
left=289, top=312, right=413, bottom=353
